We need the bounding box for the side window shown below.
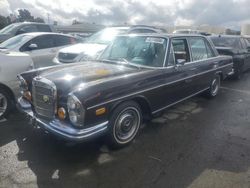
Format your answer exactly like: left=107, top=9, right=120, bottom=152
left=189, top=37, right=213, bottom=61
left=36, top=25, right=51, bottom=32
left=167, top=46, right=175, bottom=66
left=240, top=38, right=247, bottom=49
left=54, top=35, right=77, bottom=47
left=20, top=35, right=55, bottom=51
left=205, top=41, right=214, bottom=58
left=19, top=25, right=37, bottom=33
left=171, top=38, right=190, bottom=64
left=244, top=38, right=250, bottom=48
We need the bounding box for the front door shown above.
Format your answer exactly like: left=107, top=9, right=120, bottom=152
left=20, top=35, right=57, bottom=68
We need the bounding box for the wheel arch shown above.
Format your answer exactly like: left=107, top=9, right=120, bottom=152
left=0, top=83, right=16, bottom=102
left=109, top=95, right=152, bottom=121
left=215, top=71, right=223, bottom=81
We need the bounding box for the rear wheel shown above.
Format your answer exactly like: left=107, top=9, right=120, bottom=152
left=206, top=75, right=221, bottom=98
left=107, top=101, right=142, bottom=148
left=234, top=63, right=244, bottom=80
left=0, top=90, right=12, bottom=120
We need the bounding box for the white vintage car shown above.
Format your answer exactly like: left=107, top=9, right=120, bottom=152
left=0, top=51, right=33, bottom=119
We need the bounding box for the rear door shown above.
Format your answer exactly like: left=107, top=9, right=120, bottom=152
left=20, top=35, right=57, bottom=68
left=166, top=38, right=198, bottom=101
left=187, top=37, right=217, bottom=91
left=241, top=38, right=250, bottom=69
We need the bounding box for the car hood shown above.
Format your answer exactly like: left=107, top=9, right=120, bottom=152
left=59, top=43, right=107, bottom=56
left=29, top=61, right=140, bottom=98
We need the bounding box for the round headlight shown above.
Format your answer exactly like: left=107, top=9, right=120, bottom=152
left=69, top=111, right=78, bottom=123
left=67, top=94, right=85, bottom=126
left=67, top=97, right=76, bottom=110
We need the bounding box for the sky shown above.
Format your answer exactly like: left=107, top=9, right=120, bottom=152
left=1, top=0, right=250, bottom=28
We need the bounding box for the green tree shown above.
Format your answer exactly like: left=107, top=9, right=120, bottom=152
left=17, top=9, right=34, bottom=22
left=0, top=15, right=8, bottom=29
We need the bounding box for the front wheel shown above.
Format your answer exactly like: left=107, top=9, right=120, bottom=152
left=107, top=101, right=142, bottom=148
left=0, top=90, right=12, bottom=120
left=206, top=75, right=221, bottom=98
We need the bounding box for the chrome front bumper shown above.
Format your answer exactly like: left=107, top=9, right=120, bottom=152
left=18, top=98, right=108, bottom=142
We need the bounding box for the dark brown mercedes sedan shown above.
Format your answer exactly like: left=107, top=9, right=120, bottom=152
left=18, top=34, right=233, bottom=147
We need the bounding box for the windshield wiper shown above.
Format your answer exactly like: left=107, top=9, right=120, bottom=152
left=117, top=58, right=141, bottom=69
left=100, top=58, right=141, bottom=69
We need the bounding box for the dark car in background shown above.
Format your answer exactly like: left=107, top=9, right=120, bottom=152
left=0, top=22, right=55, bottom=43
left=18, top=34, right=233, bottom=147
left=210, top=35, right=250, bottom=79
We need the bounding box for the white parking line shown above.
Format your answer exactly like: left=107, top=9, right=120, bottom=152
left=220, top=86, right=250, bottom=95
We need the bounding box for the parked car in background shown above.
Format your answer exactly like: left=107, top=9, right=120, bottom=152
left=0, top=22, right=55, bottom=43
left=0, top=32, right=80, bottom=68
left=210, top=35, right=250, bottom=79
left=18, top=34, right=233, bottom=147
left=0, top=51, right=33, bottom=119
left=53, top=26, right=163, bottom=64
left=173, top=29, right=211, bottom=36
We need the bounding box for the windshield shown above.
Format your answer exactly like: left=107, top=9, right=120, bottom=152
left=0, top=23, right=19, bottom=34
left=0, top=34, right=32, bottom=49
left=86, top=28, right=128, bottom=45
left=99, top=35, right=168, bottom=67
left=210, top=37, right=239, bottom=48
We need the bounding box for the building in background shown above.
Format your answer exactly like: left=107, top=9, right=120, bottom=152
left=55, top=22, right=105, bottom=34
left=241, top=24, right=250, bottom=36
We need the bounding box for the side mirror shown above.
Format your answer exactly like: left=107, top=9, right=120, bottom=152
left=176, top=59, right=186, bottom=66
left=28, top=43, right=38, bottom=50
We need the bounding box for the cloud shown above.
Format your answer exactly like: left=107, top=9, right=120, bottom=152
left=0, top=0, right=250, bottom=28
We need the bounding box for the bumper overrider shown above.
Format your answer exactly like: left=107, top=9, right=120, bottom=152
left=17, top=97, right=108, bottom=142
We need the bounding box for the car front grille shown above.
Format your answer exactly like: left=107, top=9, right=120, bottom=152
left=32, top=77, right=57, bottom=119
left=58, top=52, right=78, bottom=63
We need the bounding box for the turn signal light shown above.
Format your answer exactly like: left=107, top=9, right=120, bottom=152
left=24, top=91, right=32, bottom=101
left=96, top=107, right=106, bottom=116
left=58, top=107, right=66, bottom=120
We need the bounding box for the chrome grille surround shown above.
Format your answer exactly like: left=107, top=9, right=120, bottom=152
left=32, top=77, right=57, bottom=119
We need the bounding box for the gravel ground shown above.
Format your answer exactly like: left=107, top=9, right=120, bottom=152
left=1, top=72, right=250, bottom=188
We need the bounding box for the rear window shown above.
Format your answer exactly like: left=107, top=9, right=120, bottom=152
left=36, top=25, right=52, bottom=32
left=210, top=37, right=240, bottom=48
left=54, top=35, right=77, bottom=47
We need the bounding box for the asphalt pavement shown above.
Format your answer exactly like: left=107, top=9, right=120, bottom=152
left=1, top=72, right=250, bottom=188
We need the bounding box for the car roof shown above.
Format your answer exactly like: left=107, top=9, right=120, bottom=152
left=20, top=32, right=74, bottom=37
left=116, top=33, right=208, bottom=38
left=209, top=34, right=242, bottom=38
left=102, top=26, right=163, bottom=33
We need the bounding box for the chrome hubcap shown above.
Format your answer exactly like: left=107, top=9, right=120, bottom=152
left=0, top=93, right=7, bottom=116
left=114, top=107, right=140, bottom=144
left=211, top=78, right=219, bottom=95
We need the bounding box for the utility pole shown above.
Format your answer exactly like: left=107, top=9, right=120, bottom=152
left=47, top=13, right=50, bottom=24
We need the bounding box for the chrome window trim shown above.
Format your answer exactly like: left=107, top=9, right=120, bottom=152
left=87, top=63, right=233, bottom=110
